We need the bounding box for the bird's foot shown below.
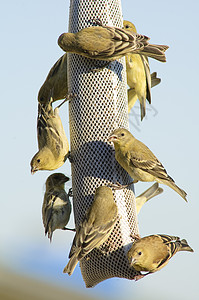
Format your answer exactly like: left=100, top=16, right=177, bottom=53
left=130, top=233, right=141, bottom=241
left=91, top=62, right=111, bottom=73
left=109, top=181, right=134, bottom=190
left=62, top=227, right=76, bottom=232
left=134, top=274, right=145, bottom=281
left=68, top=188, right=73, bottom=198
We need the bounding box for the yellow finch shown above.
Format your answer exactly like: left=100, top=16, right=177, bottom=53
left=42, top=173, right=74, bottom=242
left=123, top=20, right=161, bottom=120
left=108, top=128, right=187, bottom=201
left=136, top=183, right=163, bottom=214
left=58, top=20, right=169, bottom=63
left=127, top=234, right=193, bottom=280
left=30, top=96, right=69, bottom=173
left=38, top=54, right=68, bottom=104
left=63, top=186, right=118, bottom=276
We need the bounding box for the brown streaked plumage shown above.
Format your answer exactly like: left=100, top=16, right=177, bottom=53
left=30, top=97, right=69, bottom=174
left=58, top=21, right=168, bottom=63
left=63, top=186, right=118, bottom=276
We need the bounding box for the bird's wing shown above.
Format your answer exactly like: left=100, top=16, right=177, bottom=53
left=69, top=214, right=117, bottom=259
left=140, top=55, right=152, bottom=104
left=44, top=191, right=59, bottom=235
left=37, top=104, right=63, bottom=154
left=129, top=152, right=174, bottom=182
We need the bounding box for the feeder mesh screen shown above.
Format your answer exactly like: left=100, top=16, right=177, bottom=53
left=67, top=0, right=140, bottom=287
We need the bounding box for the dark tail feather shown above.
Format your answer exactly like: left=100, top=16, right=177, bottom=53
left=161, top=179, right=187, bottom=202
left=140, top=97, right=146, bottom=121
left=178, top=239, right=194, bottom=252
left=151, top=72, right=161, bottom=88
left=138, top=44, right=169, bottom=62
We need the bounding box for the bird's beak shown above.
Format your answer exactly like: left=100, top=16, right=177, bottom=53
left=107, top=135, right=117, bottom=142
left=129, top=257, right=137, bottom=266
left=31, top=167, right=37, bottom=175
left=63, top=176, right=70, bottom=183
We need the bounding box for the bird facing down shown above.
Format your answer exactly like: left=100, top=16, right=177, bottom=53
left=30, top=96, right=70, bottom=174
left=38, top=54, right=68, bottom=104
left=42, top=173, right=74, bottom=242
left=63, top=186, right=118, bottom=276
left=58, top=20, right=169, bottom=63
left=127, top=234, right=193, bottom=280
left=123, top=20, right=161, bottom=120
left=136, top=183, right=163, bottom=214
left=108, top=128, right=187, bottom=201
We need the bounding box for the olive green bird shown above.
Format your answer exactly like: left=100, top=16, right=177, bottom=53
left=58, top=20, right=169, bottom=63
left=123, top=20, right=161, bottom=120
left=127, top=234, right=193, bottom=280
left=38, top=54, right=68, bottom=104
left=42, top=173, right=75, bottom=242
left=63, top=186, right=118, bottom=276
left=30, top=96, right=69, bottom=173
left=108, top=128, right=187, bottom=201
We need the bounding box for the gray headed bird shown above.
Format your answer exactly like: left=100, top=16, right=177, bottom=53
left=42, top=173, right=74, bottom=242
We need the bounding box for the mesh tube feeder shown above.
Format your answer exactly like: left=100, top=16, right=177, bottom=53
left=67, top=0, right=140, bottom=287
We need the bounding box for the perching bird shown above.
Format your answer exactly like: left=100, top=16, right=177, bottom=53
left=30, top=96, right=70, bottom=173
left=136, top=183, right=163, bottom=214
left=42, top=173, right=74, bottom=242
left=123, top=20, right=161, bottom=120
left=38, top=54, right=68, bottom=104
left=63, top=186, right=118, bottom=276
left=127, top=234, right=193, bottom=280
left=58, top=20, right=169, bottom=63
left=108, top=128, right=187, bottom=201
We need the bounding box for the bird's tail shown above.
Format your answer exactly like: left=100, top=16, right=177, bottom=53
left=136, top=183, right=163, bottom=214
left=178, top=239, right=194, bottom=253
left=63, top=254, right=79, bottom=276
left=137, top=44, right=169, bottom=62
left=151, top=72, right=161, bottom=88
left=128, top=88, right=138, bottom=113
left=138, top=182, right=163, bottom=202
left=161, top=179, right=187, bottom=202
left=139, top=96, right=146, bottom=121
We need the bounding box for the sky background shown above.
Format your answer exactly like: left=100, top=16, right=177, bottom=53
left=1, top=0, right=199, bottom=299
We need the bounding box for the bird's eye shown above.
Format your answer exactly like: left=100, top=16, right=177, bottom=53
left=125, top=25, right=129, bottom=28
left=121, top=133, right=125, bottom=137
left=37, top=159, right=40, bottom=163
left=138, top=251, right=142, bottom=255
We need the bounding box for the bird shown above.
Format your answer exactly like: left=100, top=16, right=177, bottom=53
left=136, top=183, right=163, bottom=214
left=38, top=54, right=68, bottom=104
left=42, top=173, right=75, bottom=242
left=63, top=186, right=118, bottom=276
left=58, top=20, right=169, bottom=63
left=30, top=95, right=70, bottom=174
left=108, top=128, right=187, bottom=201
left=127, top=234, right=193, bottom=280
left=123, top=20, right=161, bottom=120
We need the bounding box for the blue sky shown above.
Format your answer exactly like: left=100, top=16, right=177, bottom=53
left=1, top=0, right=199, bottom=299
